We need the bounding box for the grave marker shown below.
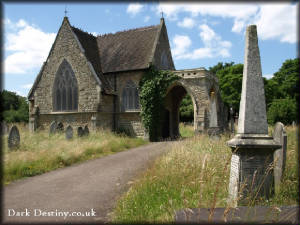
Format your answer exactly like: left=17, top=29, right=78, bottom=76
left=8, top=125, right=20, bottom=150
left=65, top=125, right=73, bottom=140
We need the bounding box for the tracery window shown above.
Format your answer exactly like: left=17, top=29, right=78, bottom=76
left=53, top=60, right=78, bottom=111
left=122, top=80, right=140, bottom=111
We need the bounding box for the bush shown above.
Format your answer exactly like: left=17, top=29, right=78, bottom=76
left=267, top=98, right=297, bottom=125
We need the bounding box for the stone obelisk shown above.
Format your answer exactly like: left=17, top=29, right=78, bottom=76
left=227, top=25, right=280, bottom=206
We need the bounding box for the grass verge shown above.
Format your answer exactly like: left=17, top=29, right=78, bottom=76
left=112, top=126, right=298, bottom=223
left=3, top=124, right=148, bottom=184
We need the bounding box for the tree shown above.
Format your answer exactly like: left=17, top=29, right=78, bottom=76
left=267, top=98, right=297, bottom=125
left=0, top=90, right=29, bottom=123
left=179, top=95, right=193, bottom=122
left=209, top=62, right=243, bottom=113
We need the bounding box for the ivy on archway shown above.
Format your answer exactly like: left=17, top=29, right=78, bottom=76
left=139, top=66, right=179, bottom=141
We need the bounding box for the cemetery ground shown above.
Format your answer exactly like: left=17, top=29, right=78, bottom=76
left=3, top=123, right=147, bottom=184
left=112, top=125, right=298, bottom=223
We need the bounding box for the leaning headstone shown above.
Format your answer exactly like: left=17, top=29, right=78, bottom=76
left=273, top=122, right=287, bottom=194
left=83, top=125, right=89, bottom=136
left=227, top=25, right=280, bottom=206
left=57, top=122, right=64, bottom=132
left=65, top=125, right=73, bottom=140
left=77, top=127, right=84, bottom=137
left=1, top=121, right=9, bottom=135
left=8, top=125, right=20, bottom=150
left=49, top=121, right=57, bottom=134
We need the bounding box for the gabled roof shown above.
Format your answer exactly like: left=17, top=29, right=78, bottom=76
left=97, top=25, right=160, bottom=73
left=71, top=27, right=113, bottom=93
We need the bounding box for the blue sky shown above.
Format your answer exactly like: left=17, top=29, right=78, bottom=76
left=3, top=2, right=298, bottom=97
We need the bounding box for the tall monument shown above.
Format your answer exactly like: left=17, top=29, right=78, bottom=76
left=227, top=25, right=280, bottom=206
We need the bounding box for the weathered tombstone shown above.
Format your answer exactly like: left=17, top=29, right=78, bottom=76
left=292, top=121, right=296, bottom=127
left=1, top=121, right=9, bottom=135
left=65, top=125, right=73, bottom=140
left=273, top=122, right=287, bottom=194
left=29, top=117, right=36, bottom=133
left=57, top=122, right=64, bottom=132
left=227, top=25, right=280, bottom=206
left=49, top=121, right=57, bottom=134
left=77, top=127, right=84, bottom=137
left=83, top=125, right=89, bottom=136
left=8, top=125, right=20, bottom=150
left=230, top=106, right=235, bottom=134
left=91, top=116, right=97, bottom=131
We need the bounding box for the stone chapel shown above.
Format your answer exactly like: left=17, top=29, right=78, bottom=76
left=28, top=17, right=227, bottom=139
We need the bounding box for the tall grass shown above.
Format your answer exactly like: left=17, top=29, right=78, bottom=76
left=3, top=124, right=148, bottom=184
left=112, top=126, right=298, bottom=223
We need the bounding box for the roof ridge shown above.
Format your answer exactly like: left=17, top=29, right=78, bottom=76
left=71, top=26, right=96, bottom=38
left=97, top=24, right=159, bottom=38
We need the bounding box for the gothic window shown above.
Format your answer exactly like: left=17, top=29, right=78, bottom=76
left=53, top=60, right=78, bottom=111
left=122, top=80, right=140, bottom=111
left=161, top=51, right=169, bottom=70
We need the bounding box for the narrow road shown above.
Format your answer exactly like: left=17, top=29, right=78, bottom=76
left=3, top=142, right=173, bottom=223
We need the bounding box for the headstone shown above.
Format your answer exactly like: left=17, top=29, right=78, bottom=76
left=227, top=25, right=280, bottom=206
left=230, top=106, right=234, bottom=134
left=292, top=121, right=295, bottom=127
left=1, top=121, right=9, bottom=135
left=77, top=127, right=84, bottom=137
left=65, top=125, right=73, bottom=140
left=49, top=121, right=57, bottom=134
left=8, top=125, right=20, bottom=150
left=29, top=117, right=36, bottom=133
left=83, top=125, right=89, bottom=136
left=91, top=116, right=97, bottom=131
left=273, top=122, right=287, bottom=194
left=57, top=122, right=64, bottom=132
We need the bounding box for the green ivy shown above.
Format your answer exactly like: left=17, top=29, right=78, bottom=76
left=139, top=66, right=179, bottom=141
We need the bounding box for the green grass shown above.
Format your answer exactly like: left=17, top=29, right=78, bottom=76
left=179, top=122, right=195, bottom=138
left=3, top=123, right=148, bottom=184
left=112, top=125, right=298, bottom=223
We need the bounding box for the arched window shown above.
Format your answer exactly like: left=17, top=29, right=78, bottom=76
left=53, top=60, right=78, bottom=111
left=122, top=80, right=140, bottom=111
left=161, top=51, right=169, bottom=70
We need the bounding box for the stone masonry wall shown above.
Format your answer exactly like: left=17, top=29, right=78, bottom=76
left=32, top=19, right=101, bottom=115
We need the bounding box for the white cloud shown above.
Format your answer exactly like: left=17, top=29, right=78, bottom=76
left=156, top=2, right=297, bottom=44
left=144, top=16, right=150, bottom=22
left=177, top=17, right=195, bottom=29
left=21, top=83, right=33, bottom=89
left=126, top=3, right=144, bottom=16
left=4, top=19, right=56, bottom=74
left=172, top=24, right=232, bottom=60
left=254, top=4, right=297, bottom=43
left=263, top=74, right=273, bottom=79
left=172, top=35, right=192, bottom=57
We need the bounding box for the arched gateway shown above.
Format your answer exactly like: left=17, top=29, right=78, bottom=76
left=161, top=68, right=227, bottom=139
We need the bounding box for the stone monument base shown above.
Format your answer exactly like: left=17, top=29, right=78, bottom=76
left=227, top=134, right=281, bottom=206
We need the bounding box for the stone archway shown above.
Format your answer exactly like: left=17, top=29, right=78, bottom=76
left=161, top=68, right=227, bottom=139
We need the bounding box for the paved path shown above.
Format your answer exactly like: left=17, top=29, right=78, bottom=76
left=3, top=142, right=173, bottom=223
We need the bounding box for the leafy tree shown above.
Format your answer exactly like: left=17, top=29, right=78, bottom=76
left=179, top=95, right=193, bottom=122
left=267, top=98, right=297, bottom=125
left=209, top=63, right=243, bottom=112
left=0, top=90, right=29, bottom=123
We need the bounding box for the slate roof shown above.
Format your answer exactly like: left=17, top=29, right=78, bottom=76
left=97, top=25, right=160, bottom=73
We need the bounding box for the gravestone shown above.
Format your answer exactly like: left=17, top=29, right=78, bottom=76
left=49, top=121, right=57, bottom=134
left=1, top=122, right=9, bottom=135
left=8, top=125, right=20, bottom=150
left=29, top=117, right=36, bottom=132
left=83, top=125, right=89, bottom=136
left=77, top=127, right=84, bottom=137
left=227, top=25, right=280, bottom=206
left=65, top=125, right=73, bottom=140
left=273, top=122, right=287, bottom=194
left=91, top=116, right=97, bottom=131
left=57, top=122, right=64, bottom=132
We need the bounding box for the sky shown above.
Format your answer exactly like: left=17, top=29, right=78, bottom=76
left=3, top=2, right=298, bottom=97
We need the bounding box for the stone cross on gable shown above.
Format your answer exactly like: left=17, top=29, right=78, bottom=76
left=64, top=6, right=68, bottom=17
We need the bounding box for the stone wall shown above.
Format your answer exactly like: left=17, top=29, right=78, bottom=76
left=31, top=19, right=101, bottom=115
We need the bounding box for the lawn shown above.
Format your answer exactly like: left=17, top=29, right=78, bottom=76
left=3, top=123, right=148, bottom=184
left=112, top=125, right=298, bottom=223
